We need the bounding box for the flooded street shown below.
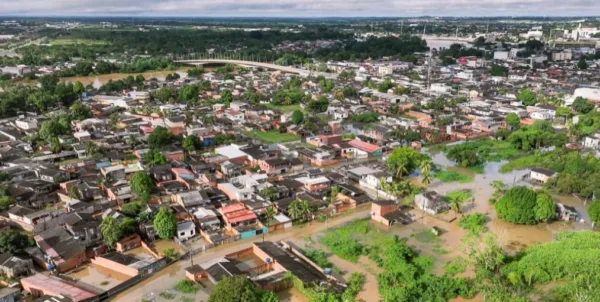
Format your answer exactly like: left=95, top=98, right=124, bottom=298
left=113, top=146, right=588, bottom=302
left=111, top=206, right=371, bottom=302
left=60, top=69, right=189, bottom=89
left=425, top=149, right=585, bottom=254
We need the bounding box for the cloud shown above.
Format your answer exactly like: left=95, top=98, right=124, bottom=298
left=0, top=0, right=597, bottom=16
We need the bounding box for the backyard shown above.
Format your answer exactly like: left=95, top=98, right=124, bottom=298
left=244, top=130, right=301, bottom=143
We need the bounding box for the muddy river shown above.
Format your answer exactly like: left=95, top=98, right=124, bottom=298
left=60, top=69, right=190, bottom=89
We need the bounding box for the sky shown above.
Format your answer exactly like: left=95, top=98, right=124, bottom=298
left=1, top=0, right=599, bottom=17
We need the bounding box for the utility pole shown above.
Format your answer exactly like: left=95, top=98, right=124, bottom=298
left=400, top=20, right=404, bottom=35
left=422, top=24, right=426, bottom=39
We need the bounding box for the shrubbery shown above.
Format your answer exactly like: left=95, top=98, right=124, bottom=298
left=494, top=187, right=555, bottom=225
left=457, top=213, right=487, bottom=234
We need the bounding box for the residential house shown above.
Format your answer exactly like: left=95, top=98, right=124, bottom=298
left=0, top=252, right=34, bottom=278
left=176, top=221, right=197, bottom=241
left=415, top=191, right=449, bottom=215
left=33, top=228, right=87, bottom=273
left=529, top=167, right=556, bottom=184
left=63, top=212, right=102, bottom=248
left=371, top=200, right=411, bottom=225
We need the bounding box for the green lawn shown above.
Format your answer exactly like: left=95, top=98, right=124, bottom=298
left=262, top=103, right=302, bottom=113
left=435, top=169, right=473, bottom=183
left=50, top=38, right=108, bottom=45
left=245, top=130, right=300, bottom=143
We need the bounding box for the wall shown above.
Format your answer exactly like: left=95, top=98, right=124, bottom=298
left=91, top=257, right=138, bottom=278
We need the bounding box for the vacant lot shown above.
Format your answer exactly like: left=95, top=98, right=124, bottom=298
left=246, top=130, right=300, bottom=143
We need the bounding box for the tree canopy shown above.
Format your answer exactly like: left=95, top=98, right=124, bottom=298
left=495, top=186, right=555, bottom=225
left=153, top=207, right=177, bottom=239
left=387, top=147, right=427, bottom=178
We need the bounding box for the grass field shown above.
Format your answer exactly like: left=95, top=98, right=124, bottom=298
left=435, top=169, right=473, bottom=183
left=245, top=130, right=300, bottom=143
left=262, top=103, right=303, bottom=113
left=50, top=38, right=108, bottom=45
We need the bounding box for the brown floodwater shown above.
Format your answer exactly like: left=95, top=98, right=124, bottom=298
left=60, top=69, right=190, bottom=89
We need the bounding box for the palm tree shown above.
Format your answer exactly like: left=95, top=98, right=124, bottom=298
left=264, top=206, right=276, bottom=227
left=288, top=200, right=302, bottom=221
left=421, top=171, right=433, bottom=186
left=448, top=195, right=464, bottom=215
left=260, top=187, right=277, bottom=202
left=420, top=159, right=432, bottom=175
left=67, top=185, right=82, bottom=201
left=299, top=200, right=312, bottom=222
left=85, top=141, right=97, bottom=158
left=330, top=184, right=340, bottom=205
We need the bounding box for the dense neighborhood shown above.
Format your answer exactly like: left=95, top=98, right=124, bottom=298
left=0, top=16, right=599, bottom=302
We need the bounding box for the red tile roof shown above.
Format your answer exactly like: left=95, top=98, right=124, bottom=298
left=348, top=139, right=381, bottom=153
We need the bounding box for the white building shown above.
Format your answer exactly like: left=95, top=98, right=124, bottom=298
left=15, top=118, right=38, bottom=130
left=566, top=88, right=600, bottom=105
left=571, top=24, right=600, bottom=41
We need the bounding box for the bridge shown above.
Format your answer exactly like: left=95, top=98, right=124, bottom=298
left=173, top=59, right=338, bottom=79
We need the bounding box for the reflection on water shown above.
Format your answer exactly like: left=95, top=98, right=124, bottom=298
left=423, top=148, right=584, bottom=253
left=60, top=69, right=189, bottom=89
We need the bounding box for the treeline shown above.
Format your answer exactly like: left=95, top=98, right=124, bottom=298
left=0, top=75, right=80, bottom=117
left=313, top=36, right=428, bottom=61
left=16, top=28, right=351, bottom=63
left=55, top=57, right=174, bottom=77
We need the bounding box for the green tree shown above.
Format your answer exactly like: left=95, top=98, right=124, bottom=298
left=154, top=88, right=174, bottom=102
left=147, top=126, right=173, bottom=149
left=220, top=89, right=233, bottom=107
left=143, top=149, right=167, bottom=167
left=119, top=217, right=139, bottom=236
left=447, top=195, right=464, bottom=214
left=577, top=58, right=588, bottom=70
left=535, top=193, right=556, bottom=223
left=153, top=207, right=177, bottom=239
left=387, top=147, right=426, bottom=178
left=0, top=196, right=15, bottom=211
left=506, top=113, right=521, bottom=129
left=288, top=199, right=302, bottom=221
left=121, top=202, right=143, bottom=216
left=178, top=85, right=199, bottom=102
left=291, top=110, right=304, bottom=125
left=518, top=89, right=537, bottom=106
left=572, top=97, right=595, bottom=114
left=70, top=102, right=93, bottom=120
left=588, top=201, right=600, bottom=224
left=100, top=216, right=123, bottom=248
left=208, top=275, right=259, bottom=302
left=73, top=81, right=85, bottom=96
left=182, top=135, right=201, bottom=152
left=0, top=231, right=30, bottom=253
left=129, top=172, right=154, bottom=199
left=378, top=78, right=395, bottom=93
left=495, top=186, right=542, bottom=225
left=264, top=206, right=276, bottom=227
left=67, top=186, right=82, bottom=201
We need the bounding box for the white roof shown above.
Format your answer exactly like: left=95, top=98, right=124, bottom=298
left=215, top=145, right=248, bottom=159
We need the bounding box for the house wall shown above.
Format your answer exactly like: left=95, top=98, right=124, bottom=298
left=56, top=251, right=87, bottom=273
left=91, top=257, right=139, bottom=277
left=116, top=234, right=142, bottom=253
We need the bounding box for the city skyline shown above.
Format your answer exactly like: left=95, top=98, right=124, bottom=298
left=1, top=0, right=599, bottom=17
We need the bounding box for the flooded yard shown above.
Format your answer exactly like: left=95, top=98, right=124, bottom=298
left=65, top=264, right=131, bottom=290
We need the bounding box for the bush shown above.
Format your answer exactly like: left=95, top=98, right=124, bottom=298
left=320, top=220, right=370, bottom=262
left=304, top=249, right=334, bottom=269
left=457, top=213, right=487, bottom=234
left=162, top=247, right=180, bottom=261
left=435, top=170, right=473, bottom=183
left=495, top=187, right=555, bottom=225
left=174, top=279, right=198, bottom=293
